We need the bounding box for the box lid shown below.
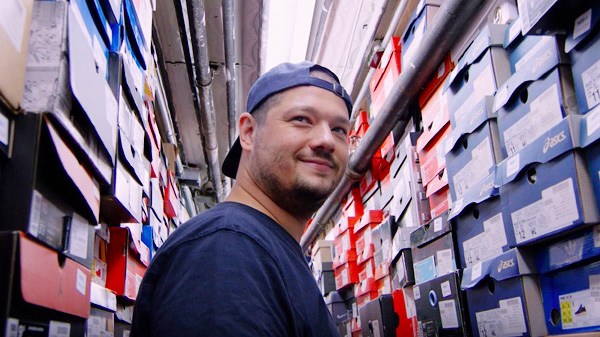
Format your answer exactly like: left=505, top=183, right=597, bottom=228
left=461, top=248, right=535, bottom=289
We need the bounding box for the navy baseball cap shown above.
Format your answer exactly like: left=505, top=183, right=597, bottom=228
left=222, top=61, right=353, bottom=179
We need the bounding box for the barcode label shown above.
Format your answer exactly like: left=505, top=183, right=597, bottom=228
left=439, top=299, right=459, bottom=328
left=49, top=321, right=70, bottom=337
left=5, top=318, right=18, bottom=337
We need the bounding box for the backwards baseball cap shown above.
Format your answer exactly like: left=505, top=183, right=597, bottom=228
left=222, top=61, right=353, bottom=179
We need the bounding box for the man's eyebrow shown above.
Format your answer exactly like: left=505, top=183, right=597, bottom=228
left=283, top=105, right=350, bottom=125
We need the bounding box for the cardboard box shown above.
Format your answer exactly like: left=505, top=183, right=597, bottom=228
left=359, top=294, right=398, bottom=337
left=497, top=116, right=599, bottom=245
left=392, top=288, right=418, bottom=337
left=418, top=54, right=454, bottom=110
left=0, top=115, right=99, bottom=263
left=334, top=251, right=359, bottom=290
left=451, top=174, right=513, bottom=269
left=566, top=3, right=600, bottom=114
left=0, top=231, right=90, bottom=336
left=391, top=249, right=415, bottom=289
left=369, top=37, right=401, bottom=118
left=325, top=291, right=351, bottom=325
left=401, top=0, right=442, bottom=67
left=391, top=226, right=415, bottom=263
left=417, top=123, right=452, bottom=187
left=535, top=225, right=600, bottom=334
left=355, top=278, right=379, bottom=309
left=581, top=105, right=600, bottom=210
left=23, top=0, right=117, bottom=184
left=424, top=168, right=450, bottom=219
left=460, top=248, right=547, bottom=337
left=372, top=216, right=396, bottom=267
left=413, top=272, right=470, bottom=337
left=410, top=213, right=459, bottom=285
left=445, top=119, right=503, bottom=201
left=0, top=0, right=34, bottom=110
left=495, top=66, right=578, bottom=158
left=105, top=226, right=147, bottom=300
left=445, top=24, right=510, bottom=125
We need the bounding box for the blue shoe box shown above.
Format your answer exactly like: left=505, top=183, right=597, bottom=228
left=497, top=116, right=599, bottom=246
left=536, top=225, right=600, bottom=334
left=445, top=24, right=510, bottom=130
left=581, top=105, right=600, bottom=213
left=450, top=173, right=513, bottom=269
left=445, top=118, right=503, bottom=202
left=401, top=0, right=442, bottom=68
left=461, top=248, right=547, bottom=337
left=566, top=3, right=600, bottom=115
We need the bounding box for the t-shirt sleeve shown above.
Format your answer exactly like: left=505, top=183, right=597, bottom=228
left=135, top=229, right=298, bottom=337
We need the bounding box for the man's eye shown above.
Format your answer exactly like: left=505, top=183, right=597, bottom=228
left=292, top=116, right=309, bottom=123
left=332, top=127, right=348, bottom=136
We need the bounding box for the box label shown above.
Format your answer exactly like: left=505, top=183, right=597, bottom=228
left=471, top=262, right=483, bottom=281
left=0, top=0, right=26, bottom=52
left=581, top=59, right=600, bottom=110
left=69, top=213, right=90, bottom=259
left=49, top=321, right=71, bottom=337
left=463, top=213, right=507, bottom=266
left=475, top=297, right=526, bottom=336
left=594, top=225, right=600, bottom=248
left=372, top=320, right=381, bottom=337
left=512, top=178, right=578, bottom=243
left=28, top=190, right=43, bottom=237
left=415, top=255, right=436, bottom=284
left=76, top=268, right=87, bottom=296
left=414, top=285, right=421, bottom=300
left=504, top=84, right=563, bottom=156
left=560, top=288, right=600, bottom=329
left=441, top=280, right=452, bottom=298
left=436, top=249, right=455, bottom=276
left=587, top=105, right=600, bottom=136
left=506, top=153, right=520, bottom=178
left=0, top=113, right=9, bottom=146
left=590, top=274, right=600, bottom=301
left=573, top=9, right=592, bottom=40
left=433, top=217, right=443, bottom=232
left=452, top=137, right=494, bottom=199
left=439, top=299, right=459, bottom=328
left=5, top=318, right=18, bottom=337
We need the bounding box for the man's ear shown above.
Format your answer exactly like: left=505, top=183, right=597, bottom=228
left=238, top=112, right=256, bottom=150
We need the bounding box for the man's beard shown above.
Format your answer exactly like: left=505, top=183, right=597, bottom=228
left=255, top=152, right=342, bottom=218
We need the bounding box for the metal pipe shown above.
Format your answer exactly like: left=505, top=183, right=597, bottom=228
left=222, top=0, right=238, bottom=196
left=349, top=0, right=410, bottom=124
left=155, top=61, right=198, bottom=217
left=301, top=0, right=485, bottom=250
left=187, top=0, right=225, bottom=202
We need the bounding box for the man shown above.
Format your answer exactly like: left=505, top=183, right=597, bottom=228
left=131, top=61, right=352, bottom=336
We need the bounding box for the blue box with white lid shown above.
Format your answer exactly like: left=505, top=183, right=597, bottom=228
left=461, top=248, right=547, bottom=337
left=496, top=115, right=599, bottom=246
left=565, top=3, right=600, bottom=115
left=401, top=0, right=443, bottom=68
left=444, top=24, right=511, bottom=131
left=581, top=104, right=600, bottom=211
left=535, top=224, right=600, bottom=334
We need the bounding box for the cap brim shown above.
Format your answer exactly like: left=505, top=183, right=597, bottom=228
left=222, top=137, right=242, bottom=179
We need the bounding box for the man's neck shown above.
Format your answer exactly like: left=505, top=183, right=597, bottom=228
left=226, top=181, right=309, bottom=242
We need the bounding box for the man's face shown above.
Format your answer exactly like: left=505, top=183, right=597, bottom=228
left=249, top=85, right=350, bottom=215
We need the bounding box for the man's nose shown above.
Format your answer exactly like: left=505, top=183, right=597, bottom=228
left=310, top=123, right=336, bottom=153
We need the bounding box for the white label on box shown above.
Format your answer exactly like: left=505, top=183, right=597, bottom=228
left=0, top=113, right=9, bottom=146
left=452, top=198, right=464, bottom=215
left=0, top=0, right=26, bottom=52
left=405, top=287, right=417, bottom=317
left=49, top=321, right=71, bottom=337
left=587, top=105, right=600, bottom=136
left=474, top=64, right=496, bottom=96
left=28, top=190, right=43, bottom=237
left=414, top=285, right=421, bottom=300
left=441, top=280, right=452, bottom=298
left=559, top=288, right=600, bottom=329
left=437, top=249, right=454, bottom=276
left=434, top=217, right=443, bottom=232
left=463, top=213, right=507, bottom=266
left=69, top=213, right=90, bottom=259
left=5, top=318, right=18, bottom=337
left=476, top=308, right=504, bottom=337
left=515, top=36, right=553, bottom=73
left=582, top=59, right=600, bottom=110
left=372, top=320, right=381, bottom=337
left=123, top=331, right=131, bottom=337
left=506, top=153, right=520, bottom=178
left=76, top=268, right=87, bottom=296
left=590, top=274, right=600, bottom=301
left=471, top=261, right=483, bottom=281
left=439, top=299, right=459, bottom=328
left=512, top=178, right=578, bottom=243
left=504, top=84, right=563, bottom=156
left=453, top=137, right=494, bottom=199
left=499, top=297, right=527, bottom=334
left=573, top=9, right=592, bottom=40
left=594, top=225, right=600, bottom=248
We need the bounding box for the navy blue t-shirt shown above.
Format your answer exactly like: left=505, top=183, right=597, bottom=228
left=131, top=202, right=340, bottom=337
